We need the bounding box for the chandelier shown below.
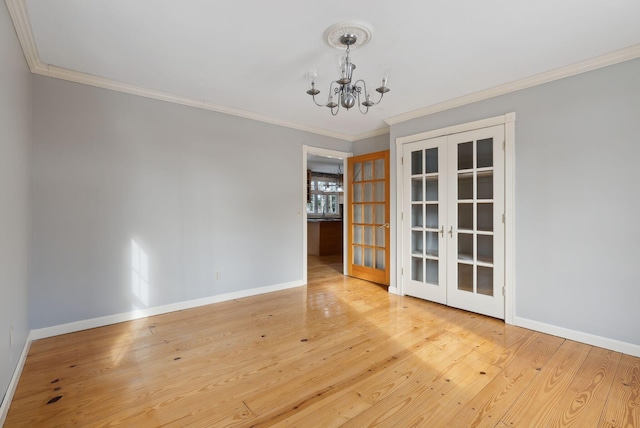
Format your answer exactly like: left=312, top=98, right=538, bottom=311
left=306, top=24, right=390, bottom=116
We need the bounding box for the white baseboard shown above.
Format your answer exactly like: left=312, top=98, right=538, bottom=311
left=30, top=279, right=305, bottom=340
left=513, top=316, right=640, bottom=358
left=0, top=339, right=32, bottom=426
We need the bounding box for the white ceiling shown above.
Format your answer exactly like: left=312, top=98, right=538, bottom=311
left=307, top=154, right=343, bottom=174
left=15, top=0, right=640, bottom=140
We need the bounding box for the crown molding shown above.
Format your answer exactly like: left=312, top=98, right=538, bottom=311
left=351, top=126, right=390, bottom=141
left=385, top=43, right=640, bottom=126
left=41, top=63, right=360, bottom=141
left=5, top=0, right=43, bottom=73
left=5, top=0, right=362, bottom=142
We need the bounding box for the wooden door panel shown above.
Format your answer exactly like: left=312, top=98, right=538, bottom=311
left=347, top=150, right=390, bottom=285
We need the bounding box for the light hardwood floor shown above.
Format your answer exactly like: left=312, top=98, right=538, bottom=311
left=5, top=255, right=639, bottom=427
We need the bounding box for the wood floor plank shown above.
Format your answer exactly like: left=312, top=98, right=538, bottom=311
left=4, top=255, right=639, bottom=427
left=429, top=331, right=564, bottom=427
left=499, top=339, right=593, bottom=426
left=543, top=347, right=621, bottom=427
left=599, top=353, right=640, bottom=427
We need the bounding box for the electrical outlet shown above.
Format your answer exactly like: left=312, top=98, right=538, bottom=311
left=215, top=271, right=221, bottom=280
left=10, top=325, right=14, bottom=348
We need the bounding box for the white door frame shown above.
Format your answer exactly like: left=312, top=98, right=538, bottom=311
left=394, top=113, right=516, bottom=324
left=302, top=145, right=353, bottom=285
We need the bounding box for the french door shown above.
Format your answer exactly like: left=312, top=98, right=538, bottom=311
left=402, top=125, right=505, bottom=319
left=348, top=150, right=390, bottom=285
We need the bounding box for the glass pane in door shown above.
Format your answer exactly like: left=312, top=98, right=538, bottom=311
left=411, top=205, right=424, bottom=227
left=477, top=266, right=493, bottom=296
left=477, top=235, right=493, bottom=264
left=425, top=232, right=439, bottom=257
left=364, top=248, right=373, bottom=267
left=364, top=205, right=373, bottom=224
left=425, top=259, right=439, bottom=285
left=375, top=158, right=385, bottom=179
left=363, top=161, right=373, bottom=181
left=353, top=226, right=362, bottom=244
left=425, top=148, right=438, bottom=173
left=364, top=227, right=373, bottom=246
left=458, top=142, right=473, bottom=170
left=412, top=257, right=424, bottom=281
left=425, top=178, right=438, bottom=201
left=353, top=183, right=363, bottom=202
left=477, top=138, right=493, bottom=168
left=411, top=231, right=423, bottom=255
left=458, top=173, right=473, bottom=200
left=477, top=203, right=493, bottom=231
left=375, top=182, right=385, bottom=201
left=376, top=249, right=385, bottom=269
left=458, top=203, right=473, bottom=231
left=353, top=162, right=362, bottom=182
left=364, top=183, right=373, bottom=202
left=425, top=205, right=438, bottom=228
left=477, top=172, right=493, bottom=199
left=412, top=178, right=423, bottom=201
left=375, top=204, right=385, bottom=225
left=375, top=228, right=385, bottom=248
left=411, top=151, right=423, bottom=175
left=458, top=263, right=473, bottom=292
left=354, top=247, right=362, bottom=265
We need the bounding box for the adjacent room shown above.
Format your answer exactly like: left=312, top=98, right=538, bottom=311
left=1, top=0, right=639, bottom=425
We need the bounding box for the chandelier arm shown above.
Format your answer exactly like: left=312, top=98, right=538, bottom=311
left=371, top=91, right=385, bottom=105
left=355, top=86, right=368, bottom=115
left=330, top=99, right=340, bottom=115
left=354, top=79, right=383, bottom=106
left=358, top=99, right=369, bottom=114
left=353, top=80, right=369, bottom=114
left=311, top=94, right=327, bottom=107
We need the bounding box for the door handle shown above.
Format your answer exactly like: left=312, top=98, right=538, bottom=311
left=379, top=223, right=390, bottom=229
left=448, top=226, right=453, bottom=237
left=440, top=226, right=444, bottom=237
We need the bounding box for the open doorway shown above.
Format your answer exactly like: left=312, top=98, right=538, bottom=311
left=302, top=146, right=352, bottom=285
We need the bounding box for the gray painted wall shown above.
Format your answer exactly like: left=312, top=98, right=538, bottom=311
left=0, top=3, right=31, bottom=407
left=391, top=58, right=640, bottom=346
left=353, top=133, right=389, bottom=155
left=30, top=75, right=351, bottom=329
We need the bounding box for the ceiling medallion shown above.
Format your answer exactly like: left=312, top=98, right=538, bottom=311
left=322, top=22, right=372, bottom=49
left=306, top=22, right=390, bottom=116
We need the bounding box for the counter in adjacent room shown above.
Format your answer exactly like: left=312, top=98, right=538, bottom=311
left=307, top=219, right=343, bottom=256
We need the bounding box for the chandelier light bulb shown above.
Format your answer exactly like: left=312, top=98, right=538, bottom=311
left=336, top=54, right=347, bottom=78
left=306, top=70, right=320, bottom=96
left=380, top=64, right=391, bottom=87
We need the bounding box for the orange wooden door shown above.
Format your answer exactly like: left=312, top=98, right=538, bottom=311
left=347, top=150, right=390, bottom=285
